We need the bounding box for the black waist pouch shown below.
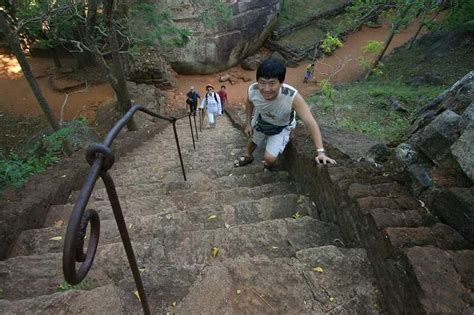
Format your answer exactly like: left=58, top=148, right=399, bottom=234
left=255, top=114, right=287, bottom=136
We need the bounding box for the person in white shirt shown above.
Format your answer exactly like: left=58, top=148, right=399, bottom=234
left=234, top=58, right=336, bottom=170
left=200, top=84, right=222, bottom=128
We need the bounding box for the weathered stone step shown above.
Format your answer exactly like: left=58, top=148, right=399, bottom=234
left=94, top=162, right=266, bottom=189
left=1, top=245, right=381, bottom=314
left=109, top=149, right=245, bottom=176
left=46, top=180, right=301, bottom=226
left=13, top=194, right=315, bottom=257
left=65, top=170, right=291, bottom=213
left=173, top=246, right=380, bottom=314
left=0, top=284, right=127, bottom=314
left=45, top=170, right=291, bottom=228
left=1, top=217, right=339, bottom=300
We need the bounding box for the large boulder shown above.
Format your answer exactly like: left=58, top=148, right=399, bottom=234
left=151, top=0, right=281, bottom=74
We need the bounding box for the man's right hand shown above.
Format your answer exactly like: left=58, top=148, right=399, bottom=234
left=245, top=124, right=253, bottom=137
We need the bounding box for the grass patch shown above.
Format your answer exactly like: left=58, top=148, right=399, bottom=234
left=308, top=81, right=444, bottom=141
left=378, top=40, right=474, bottom=86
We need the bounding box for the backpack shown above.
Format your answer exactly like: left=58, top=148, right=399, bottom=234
left=205, top=93, right=219, bottom=105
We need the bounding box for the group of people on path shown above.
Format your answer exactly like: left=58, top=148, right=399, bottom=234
left=186, top=84, right=228, bottom=128
left=186, top=58, right=336, bottom=171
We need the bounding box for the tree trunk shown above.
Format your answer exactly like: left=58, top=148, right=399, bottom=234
left=0, top=14, right=60, bottom=131
left=408, top=10, right=441, bottom=49
left=0, top=13, right=73, bottom=155
left=104, top=0, right=137, bottom=131
left=86, top=0, right=137, bottom=131
left=366, top=4, right=413, bottom=79
left=50, top=48, right=62, bottom=70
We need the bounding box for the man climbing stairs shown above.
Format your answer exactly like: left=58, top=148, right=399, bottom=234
left=0, top=115, right=381, bottom=314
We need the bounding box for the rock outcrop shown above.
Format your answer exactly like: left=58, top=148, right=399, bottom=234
left=375, top=71, right=474, bottom=244
left=153, top=0, right=281, bottom=74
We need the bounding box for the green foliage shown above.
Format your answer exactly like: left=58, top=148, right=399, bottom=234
left=309, top=81, right=444, bottom=141
left=14, top=1, right=85, bottom=49
left=57, top=278, right=92, bottom=292
left=0, top=120, right=87, bottom=193
left=362, top=40, right=383, bottom=54
left=442, top=0, right=474, bottom=31
left=198, top=0, right=233, bottom=28
left=320, top=33, right=343, bottom=54
left=358, top=40, right=384, bottom=75
left=129, top=4, right=192, bottom=47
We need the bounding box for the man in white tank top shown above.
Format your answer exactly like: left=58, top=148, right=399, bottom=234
left=234, top=59, right=336, bottom=170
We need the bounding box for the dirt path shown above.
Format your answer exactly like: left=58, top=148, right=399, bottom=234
left=174, top=20, right=425, bottom=109
left=0, top=18, right=426, bottom=122
left=0, top=51, right=114, bottom=121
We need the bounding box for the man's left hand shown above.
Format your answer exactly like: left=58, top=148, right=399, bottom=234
left=315, top=153, right=337, bottom=165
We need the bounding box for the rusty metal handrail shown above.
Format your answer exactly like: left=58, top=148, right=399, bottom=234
left=63, top=105, right=197, bottom=314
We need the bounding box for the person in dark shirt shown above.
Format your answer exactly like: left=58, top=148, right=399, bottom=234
left=186, top=85, right=201, bottom=115
left=217, top=85, right=228, bottom=114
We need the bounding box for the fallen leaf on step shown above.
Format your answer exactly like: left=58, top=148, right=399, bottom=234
left=224, top=223, right=231, bottom=229
left=292, top=211, right=301, bottom=219
left=172, top=301, right=176, bottom=307
left=0, top=288, right=4, bottom=298
left=236, top=289, right=241, bottom=295
left=134, top=290, right=141, bottom=301
left=211, top=247, right=220, bottom=258
left=208, top=215, right=217, bottom=220
left=49, top=236, right=62, bottom=241
left=418, top=199, right=425, bottom=207
left=382, top=172, right=389, bottom=177
left=312, top=266, right=324, bottom=273
left=139, top=268, right=146, bottom=274
left=129, top=224, right=133, bottom=229
left=329, top=296, right=335, bottom=302
left=54, top=220, right=64, bottom=228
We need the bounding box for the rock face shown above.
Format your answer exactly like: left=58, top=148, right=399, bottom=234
left=383, top=71, right=474, bottom=243
left=153, top=0, right=281, bottom=74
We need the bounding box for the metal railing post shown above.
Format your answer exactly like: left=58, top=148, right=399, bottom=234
left=188, top=114, right=196, bottom=150
left=193, top=113, right=199, bottom=140
left=102, top=172, right=150, bottom=314
left=172, top=120, right=187, bottom=181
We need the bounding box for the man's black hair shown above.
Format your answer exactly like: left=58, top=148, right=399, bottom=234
left=256, top=58, right=286, bottom=83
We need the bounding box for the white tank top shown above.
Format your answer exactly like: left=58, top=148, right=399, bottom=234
left=248, top=82, right=297, bottom=127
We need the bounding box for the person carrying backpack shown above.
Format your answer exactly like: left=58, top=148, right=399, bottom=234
left=200, top=84, right=222, bottom=128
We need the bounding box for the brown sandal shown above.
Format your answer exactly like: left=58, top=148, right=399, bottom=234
left=234, top=156, right=254, bottom=167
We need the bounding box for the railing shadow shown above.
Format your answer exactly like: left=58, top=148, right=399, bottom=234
left=63, top=105, right=199, bottom=314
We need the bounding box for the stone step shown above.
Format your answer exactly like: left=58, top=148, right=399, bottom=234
left=108, top=149, right=246, bottom=176
left=45, top=180, right=301, bottom=226
left=93, top=163, right=266, bottom=189
left=65, top=170, right=291, bottom=215
left=0, top=217, right=340, bottom=300
left=13, top=194, right=316, bottom=257
left=0, top=245, right=381, bottom=314
left=0, top=284, right=127, bottom=314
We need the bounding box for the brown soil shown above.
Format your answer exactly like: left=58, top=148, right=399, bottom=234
left=173, top=21, right=426, bottom=109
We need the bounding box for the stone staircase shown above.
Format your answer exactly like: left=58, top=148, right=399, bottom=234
left=0, top=116, right=381, bottom=314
